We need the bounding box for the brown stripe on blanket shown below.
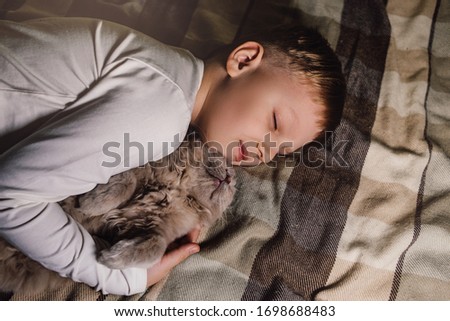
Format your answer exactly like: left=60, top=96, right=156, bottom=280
left=180, top=0, right=253, bottom=59
left=234, top=0, right=299, bottom=38
left=136, top=0, right=199, bottom=47
left=242, top=0, right=391, bottom=300
left=389, top=0, right=442, bottom=301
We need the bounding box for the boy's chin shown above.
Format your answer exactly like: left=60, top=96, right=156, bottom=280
left=231, top=158, right=262, bottom=167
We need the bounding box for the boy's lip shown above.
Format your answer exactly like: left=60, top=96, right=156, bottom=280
left=234, top=140, right=247, bottom=162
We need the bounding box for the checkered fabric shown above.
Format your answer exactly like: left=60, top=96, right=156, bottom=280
left=1, top=0, right=448, bottom=301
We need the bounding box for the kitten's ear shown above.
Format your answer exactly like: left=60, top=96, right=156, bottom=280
left=97, top=235, right=167, bottom=269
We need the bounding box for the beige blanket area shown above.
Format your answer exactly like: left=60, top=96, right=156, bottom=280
left=0, top=0, right=449, bottom=300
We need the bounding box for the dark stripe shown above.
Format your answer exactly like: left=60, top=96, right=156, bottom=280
left=389, top=0, right=441, bottom=301
left=242, top=0, right=391, bottom=300
left=136, top=0, right=199, bottom=46
left=96, top=293, right=107, bottom=301
left=0, top=291, right=13, bottom=301
left=233, top=0, right=257, bottom=41
left=233, top=0, right=299, bottom=38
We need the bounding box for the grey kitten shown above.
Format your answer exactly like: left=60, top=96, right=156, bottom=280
left=0, top=131, right=236, bottom=293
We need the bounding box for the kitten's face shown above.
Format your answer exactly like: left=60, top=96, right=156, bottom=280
left=170, top=132, right=237, bottom=218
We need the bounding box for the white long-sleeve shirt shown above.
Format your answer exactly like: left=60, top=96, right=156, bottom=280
left=0, top=17, right=204, bottom=295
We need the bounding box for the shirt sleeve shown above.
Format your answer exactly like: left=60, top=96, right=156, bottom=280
left=0, top=18, right=192, bottom=295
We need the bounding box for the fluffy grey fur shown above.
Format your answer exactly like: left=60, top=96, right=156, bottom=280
left=0, top=132, right=236, bottom=293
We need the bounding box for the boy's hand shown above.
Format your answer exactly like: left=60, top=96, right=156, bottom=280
left=146, top=227, right=201, bottom=287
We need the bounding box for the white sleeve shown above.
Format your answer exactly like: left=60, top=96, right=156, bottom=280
left=0, top=20, right=191, bottom=295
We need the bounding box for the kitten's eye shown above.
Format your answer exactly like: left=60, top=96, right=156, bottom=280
left=273, top=112, right=278, bottom=131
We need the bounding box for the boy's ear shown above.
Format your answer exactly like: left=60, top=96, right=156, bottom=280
left=226, top=41, right=264, bottom=78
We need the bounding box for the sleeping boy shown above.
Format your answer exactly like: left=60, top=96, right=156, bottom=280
left=0, top=17, right=345, bottom=295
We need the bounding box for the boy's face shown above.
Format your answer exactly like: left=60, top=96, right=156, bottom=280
left=193, top=42, right=325, bottom=166
left=196, top=68, right=324, bottom=166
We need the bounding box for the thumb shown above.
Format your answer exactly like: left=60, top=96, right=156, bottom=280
left=161, top=242, right=200, bottom=268
left=146, top=242, right=200, bottom=286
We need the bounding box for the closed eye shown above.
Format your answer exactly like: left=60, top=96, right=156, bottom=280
left=273, top=112, right=278, bottom=131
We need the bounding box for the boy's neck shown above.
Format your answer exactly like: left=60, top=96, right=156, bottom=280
left=191, top=59, right=225, bottom=125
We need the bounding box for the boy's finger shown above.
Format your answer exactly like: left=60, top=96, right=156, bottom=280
left=161, top=242, right=200, bottom=268
left=165, top=226, right=202, bottom=252
left=147, top=242, right=200, bottom=286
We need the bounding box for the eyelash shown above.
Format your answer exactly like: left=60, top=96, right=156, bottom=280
left=273, top=112, right=278, bottom=131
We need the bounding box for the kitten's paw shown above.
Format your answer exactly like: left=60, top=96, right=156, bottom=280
left=79, top=171, right=138, bottom=216
left=97, top=236, right=166, bottom=269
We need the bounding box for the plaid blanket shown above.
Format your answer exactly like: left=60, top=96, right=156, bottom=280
left=1, top=0, right=448, bottom=301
